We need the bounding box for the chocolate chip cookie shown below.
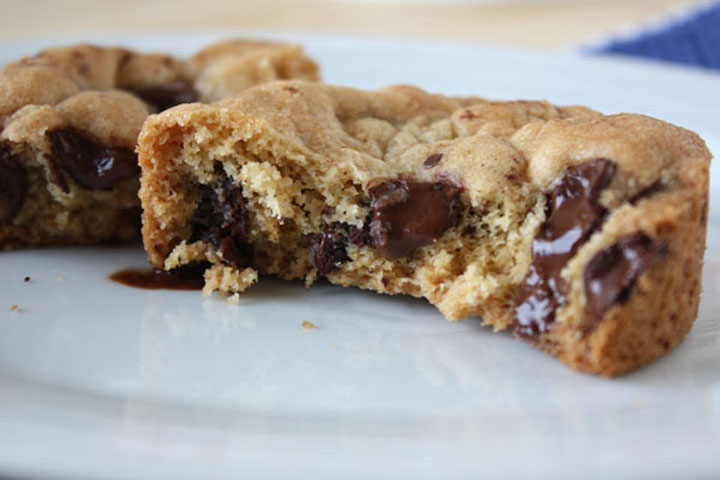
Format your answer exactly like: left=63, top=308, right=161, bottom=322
left=138, top=81, right=710, bottom=376
left=0, top=40, right=319, bottom=248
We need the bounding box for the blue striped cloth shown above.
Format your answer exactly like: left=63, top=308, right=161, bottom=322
left=597, top=1, right=720, bottom=71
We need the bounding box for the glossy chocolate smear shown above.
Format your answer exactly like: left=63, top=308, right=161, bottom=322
left=131, top=81, right=198, bottom=111
left=191, top=167, right=252, bottom=268
left=110, top=262, right=209, bottom=290
left=368, top=179, right=461, bottom=259
left=48, top=129, right=139, bottom=190
left=0, top=143, right=27, bottom=223
left=513, top=158, right=616, bottom=338
left=583, top=233, right=657, bottom=327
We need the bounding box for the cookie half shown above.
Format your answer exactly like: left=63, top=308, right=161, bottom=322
left=138, top=80, right=710, bottom=376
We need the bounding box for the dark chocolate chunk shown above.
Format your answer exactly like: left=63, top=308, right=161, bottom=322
left=310, top=221, right=372, bottom=274
left=0, top=143, right=28, bottom=224
left=583, top=233, right=658, bottom=327
left=216, top=178, right=252, bottom=267
left=130, top=81, right=198, bottom=111
left=312, top=226, right=351, bottom=275
left=423, top=153, right=443, bottom=168
left=513, top=158, right=616, bottom=338
left=368, top=179, right=461, bottom=259
left=191, top=183, right=219, bottom=238
left=191, top=166, right=252, bottom=268
left=346, top=222, right=372, bottom=248
left=47, top=129, right=139, bottom=190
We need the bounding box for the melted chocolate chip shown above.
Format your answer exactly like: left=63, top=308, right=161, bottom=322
left=583, top=233, right=658, bottom=327
left=513, top=158, right=616, bottom=338
left=191, top=166, right=252, bottom=268
left=110, top=262, right=208, bottom=290
left=368, top=179, right=461, bottom=259
left=0, top=143, right=27, bottom=224
left=131, top=81, right=198, bottom=111
left=47, top=129, right=139, bottom=190
left=423, top=153, right=443, bottom=168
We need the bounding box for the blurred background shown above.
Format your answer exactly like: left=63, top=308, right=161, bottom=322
left=1, top=0, right=717, bottom=67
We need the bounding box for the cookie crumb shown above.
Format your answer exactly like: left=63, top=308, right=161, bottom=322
left=10, top=304, right=18, bottom=312
left=56, top=274, right=65, bottom=281
left=302, top=320, right=317, bottom=329
left=227, top=293, right=240, bottom=304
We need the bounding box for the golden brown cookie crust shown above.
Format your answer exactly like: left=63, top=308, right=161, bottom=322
left=138, top=80, right=711, bottom=376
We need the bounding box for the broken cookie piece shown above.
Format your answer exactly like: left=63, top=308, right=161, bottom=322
left=0, top=40, right=319, bottom=248
left=138, top=81, right=710, bottom=376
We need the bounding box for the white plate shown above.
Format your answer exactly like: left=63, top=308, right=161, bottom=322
left=0, top=33, right=719, bottom=480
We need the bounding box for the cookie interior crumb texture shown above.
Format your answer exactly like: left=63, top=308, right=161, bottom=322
left=139, top=81, right=711, bottom=376
left=0, top=40, right=319, bottom=249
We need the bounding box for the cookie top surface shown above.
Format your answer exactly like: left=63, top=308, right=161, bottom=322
left=147, top=80, right=710, bottom=213
left=0, top=40, right=320, bottom=151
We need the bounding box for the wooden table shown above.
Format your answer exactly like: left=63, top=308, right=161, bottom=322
left=0, top=0, right=699, bottom=48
